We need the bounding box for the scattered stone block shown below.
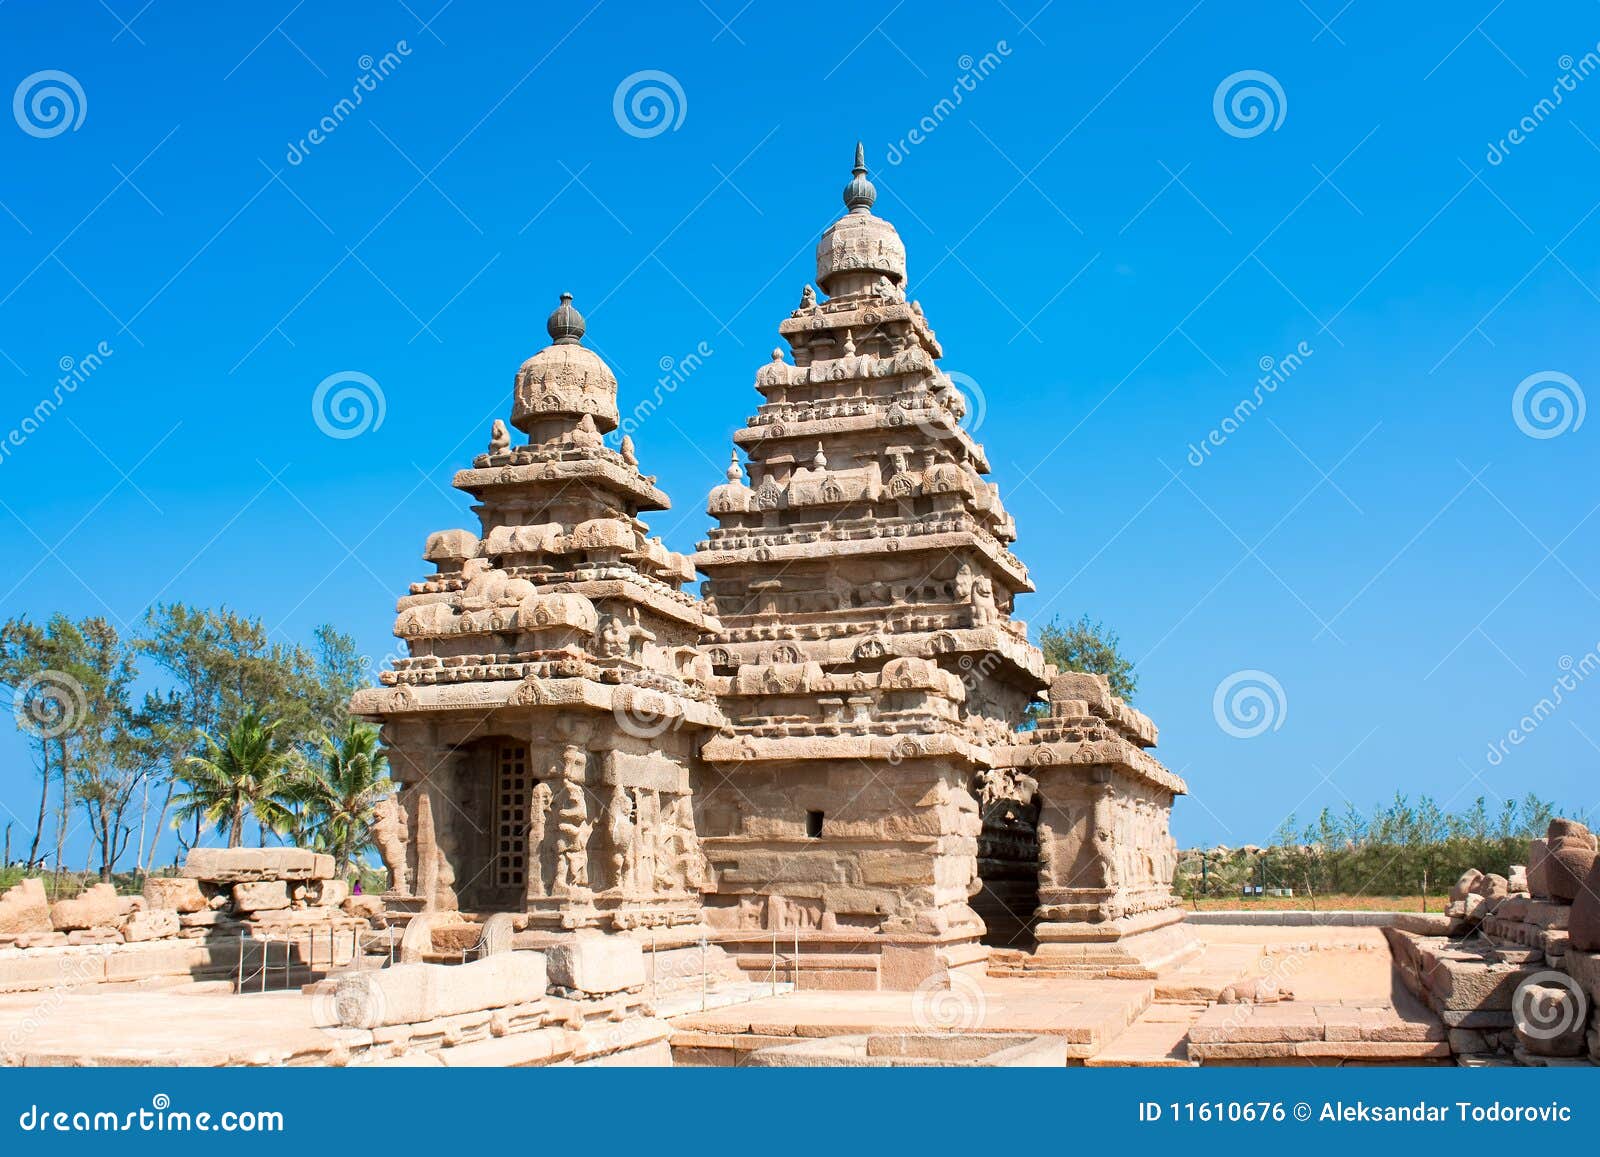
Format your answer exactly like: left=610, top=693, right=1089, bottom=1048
left=309, top=879, right=349, bottom=908
left=121, top=909, right=180, bottom=942
left=1473, top=873, right=1509, bottom=901
left=1567, top=859, right=1600, bottom=952
left=1449, top=868, right=1483, bottom=903
left=0, top=878, right=50, bottom=936
left=1513, top=980, right=1588, bottom=1058
left=343, top=895, right=385, bottom=922
left=545, top=933, right=645, bottom=995
left=49, top=883, right=121, bottom=931
left=182, top=847, right=334, bottom=882
left=142, top=877, right=207, bottom=914
left=1529, top=838, right=1551, bottom=896
left=231, top=881, right=291, bottom=913
left=317, top=951, right=548, bottom=1029
left=67, top=928, right=122, bottom=945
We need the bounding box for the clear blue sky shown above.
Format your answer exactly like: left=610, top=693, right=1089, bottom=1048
left=2, top=1, right=1597, bottom=868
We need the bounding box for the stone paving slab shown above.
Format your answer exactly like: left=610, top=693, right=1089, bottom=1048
left=669, top=975, right=1154, bottom=1062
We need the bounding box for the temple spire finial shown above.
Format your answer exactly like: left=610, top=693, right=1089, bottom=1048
left=546, top=291, right=586, bottom=344
left=843, top=141, right=876, bottom=214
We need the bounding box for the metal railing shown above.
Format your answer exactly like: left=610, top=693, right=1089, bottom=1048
left=235, top=925, right=393, bottom=994
left=645, top=926, right=800, bottom=1012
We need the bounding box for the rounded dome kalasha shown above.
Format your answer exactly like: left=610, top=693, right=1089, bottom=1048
left=816, top=144, right=907, bottom=296
left=511, top=294, right=620, bottom=434
left=546, top=291, right=586, bottom=343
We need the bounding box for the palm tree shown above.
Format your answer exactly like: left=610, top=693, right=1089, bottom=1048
left=299, top=721, right=393, bottom=877
left=173, top=711, right=296, bottom=847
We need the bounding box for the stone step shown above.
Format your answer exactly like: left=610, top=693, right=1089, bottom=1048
left=1086, top=1013, right=1197, bottom=1067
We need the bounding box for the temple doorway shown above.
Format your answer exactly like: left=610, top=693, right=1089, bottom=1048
left=454, top=737, right=535, bottom=912
left=973, top=791, right=1040, bottom=950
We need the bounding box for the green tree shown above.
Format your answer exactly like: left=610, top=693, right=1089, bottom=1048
left=136, top=606, right=366, bottom=862
left=175, top=711, right=297, bottom=847
left=1036, top=614, right=1138, bottom=702
left=296, top=722, right=393, bottom=877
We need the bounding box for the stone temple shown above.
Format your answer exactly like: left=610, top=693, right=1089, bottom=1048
left=351, top=145, right=1195, bottom=989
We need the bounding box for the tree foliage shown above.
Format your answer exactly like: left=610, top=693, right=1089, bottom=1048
left=1036, top=614, right=1138, bottom=701
left=1177, top=792, right=1570, bottom=900
left=2, top=606, right=381, bottom=878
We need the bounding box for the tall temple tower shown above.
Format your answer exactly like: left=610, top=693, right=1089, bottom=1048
left=690, top=146, right=1050, bottom=981
left=352, top=296, right=723, bottom=941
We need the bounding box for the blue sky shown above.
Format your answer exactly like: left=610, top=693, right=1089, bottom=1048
left=2, top=1, right=1598, bottom=868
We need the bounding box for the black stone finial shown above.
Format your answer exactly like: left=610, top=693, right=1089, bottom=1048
left=546, top=292, right=585, bottom=344
left=843, top=141, right=876, bottom=214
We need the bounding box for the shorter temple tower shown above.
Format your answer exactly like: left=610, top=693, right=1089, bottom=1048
left=992, top=672, right=1195, bottom=975
left=352, top=296, right=723, bottom=941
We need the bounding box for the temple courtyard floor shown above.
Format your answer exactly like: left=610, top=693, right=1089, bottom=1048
left=0, top=923, right=1450, bottom=1067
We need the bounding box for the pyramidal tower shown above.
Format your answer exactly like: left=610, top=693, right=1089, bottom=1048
left=352, top=295, right=723, bottom=940
left=689, top=145, right=1051, bottom=978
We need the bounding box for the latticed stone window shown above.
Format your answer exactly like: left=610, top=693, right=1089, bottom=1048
left=495, top=743, right=530, bottom=888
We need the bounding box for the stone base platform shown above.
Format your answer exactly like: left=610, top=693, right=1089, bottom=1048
left=745, top=1032, right=1067, bottom=1067
left=712, top=929, right=989, bottom=993
left=991, top=916, right=1200, bottom=980
left=0, top=974, right=669, bottom=1067
left=1187, top=995, right=1449, bottom=1066
left=668, top=975, right=1154, bottom=1066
